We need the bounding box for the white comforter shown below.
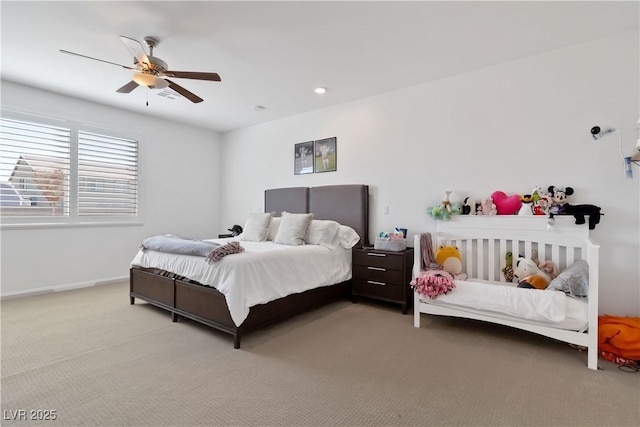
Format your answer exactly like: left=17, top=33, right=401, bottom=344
left=130, top=238, right=352, bottom=326
left=427, top=279, right=567, bottom=322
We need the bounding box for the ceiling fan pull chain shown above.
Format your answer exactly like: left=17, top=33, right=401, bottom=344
left=146, top=88, right=149, bottom=107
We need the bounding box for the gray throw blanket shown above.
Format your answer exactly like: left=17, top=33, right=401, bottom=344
left=141, top=235, right=244, bottom=263
left=141, top=234, right=220, bottom=256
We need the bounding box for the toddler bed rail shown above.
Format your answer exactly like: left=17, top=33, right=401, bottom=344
left=413, top=216, right=600, bottom=370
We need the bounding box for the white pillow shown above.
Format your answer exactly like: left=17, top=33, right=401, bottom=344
left=239, top=212, right=273, bottom=242
left=268, top=217, right=281, bottom=241
left=338, top=225, right=361, bottom=249
left=305, top=220, right=340, bottom=248
left=274, top=212, right=313, bottom=246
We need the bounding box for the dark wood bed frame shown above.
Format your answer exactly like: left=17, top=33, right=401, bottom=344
left=130, top=184, right=369, bottom=348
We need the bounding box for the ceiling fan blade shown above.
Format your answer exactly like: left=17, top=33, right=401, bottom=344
left=119, top=36, right=150, bottom=67
left=116, top=80, right=139, bottom=93
left=165, top=79, right=203, bottom=103
left=162, top=71, right=221, bottom=82
left=59, top=49, right=135, bottom=70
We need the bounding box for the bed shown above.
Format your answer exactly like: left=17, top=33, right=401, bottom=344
left=412, top=216, right=600, bottom=370
left=129, top=184, right=368, bottom=348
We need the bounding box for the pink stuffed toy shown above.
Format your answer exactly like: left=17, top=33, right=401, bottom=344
left=477, top=197, right=497, bottom=216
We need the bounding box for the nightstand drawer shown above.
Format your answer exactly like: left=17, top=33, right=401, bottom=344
left=352, top=278, right=402, bottom=301
left=353, top=251, right=404, bottom=270
left=353, top=265, right=404, bottom=286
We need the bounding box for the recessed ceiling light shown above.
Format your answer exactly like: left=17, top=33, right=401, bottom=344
left=253, top=105, right=266, bottom=111
left=314, top=87, right=327, bottom=94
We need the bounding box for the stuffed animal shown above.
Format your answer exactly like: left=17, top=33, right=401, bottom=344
left=548, top=186, right=574, bottom=215
left=427, top=205, right=451, bottom=221
left=451, top=203, right=463, bottom=215
left=462, top=197, right=477, bottom=215
left=518, top=195, right=534, bottom=216
left=530, top=249, right=540, bottom=266
left=427, top=205, right=440, bottom=220
left=435, top=245, right=466, bottom=279
left=530, top=186, right=550, bottom=215
left=440, top=190, right=453, bottom=214
left=537, top=260, right=559, bottom=280
left=513, top=257, right=552, bottom=290
left=491, top=191, right=522, bottom=215
left=532, top=196, right=550, bottom=215
left=477, top=197, right=497, bottom=216
left=560, top=203, right=602, bottom=230
left=546, top=186, right=602, bottom=229
left=531, top=185, right=549, bottom=202
left=502, top=251, right=514, bottom=282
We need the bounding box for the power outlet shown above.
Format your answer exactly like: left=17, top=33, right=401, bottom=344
left=383, top=205, right=389, bottom=215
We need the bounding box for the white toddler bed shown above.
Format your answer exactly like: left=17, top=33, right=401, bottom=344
left=413, top=216, right=600, bottom=370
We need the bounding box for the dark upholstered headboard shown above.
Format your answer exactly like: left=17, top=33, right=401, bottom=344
left=264, top=184, right=369, bottom=247
left=309, top=185, right=369, bottom=247
left=264, top=187, right=309, bottom=216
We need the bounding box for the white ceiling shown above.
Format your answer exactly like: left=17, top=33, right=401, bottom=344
left=1, top=1, right=638, bottom=134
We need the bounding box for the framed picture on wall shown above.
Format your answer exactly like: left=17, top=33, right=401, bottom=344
left=314, top=137, right=337, bottom=173
left=294, top=141, right=314, bottom=175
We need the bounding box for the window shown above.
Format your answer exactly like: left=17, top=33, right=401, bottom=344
left=78, top=131, right=138, bottom=217
left=0, top=111, right=139, bottom=226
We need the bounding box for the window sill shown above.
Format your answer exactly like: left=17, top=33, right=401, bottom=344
left=1, top=221, right=143, bottom=231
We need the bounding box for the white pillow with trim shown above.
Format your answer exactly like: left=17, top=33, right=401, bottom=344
left=274, top=212, right=313, bottom=246
left=239, top=212, right=273, bottom=242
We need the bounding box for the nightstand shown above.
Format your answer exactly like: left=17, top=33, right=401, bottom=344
left=352, top=247, right=414, bottom=314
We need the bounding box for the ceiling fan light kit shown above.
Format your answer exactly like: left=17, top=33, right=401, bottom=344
left=132, top=73, right=168, bottom=89
left=60, top=35, right=221, bottom=103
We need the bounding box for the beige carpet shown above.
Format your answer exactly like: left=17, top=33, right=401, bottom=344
left=1, top=281, right=638, bottom=427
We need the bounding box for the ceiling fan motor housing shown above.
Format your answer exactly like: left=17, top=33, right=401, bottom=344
left=137, top=56, right=168, bottom=74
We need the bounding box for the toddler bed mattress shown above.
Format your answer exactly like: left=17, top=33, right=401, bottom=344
left=131, top=237, right=352, bottom=326
left=419, top=279, right=588, bottom=331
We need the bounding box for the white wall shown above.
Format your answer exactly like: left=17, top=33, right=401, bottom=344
left=220, top=31, right=640, bottom=316
left=1, top=82, right=222, bottom=295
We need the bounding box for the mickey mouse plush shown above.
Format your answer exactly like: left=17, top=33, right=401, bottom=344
left=547, top=185, right=602, bottom=229
left=548, top=186, right=574, bottom=215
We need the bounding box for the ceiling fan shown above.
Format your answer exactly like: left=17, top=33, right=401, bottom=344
left=60, top=35, right=221, bottom=103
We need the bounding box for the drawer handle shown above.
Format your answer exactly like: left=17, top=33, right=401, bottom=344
left=367, top=280, right=386, bottom=286
left=367, top=266, right=386, bottom=271
left=367, top=253, right=387, bottom=257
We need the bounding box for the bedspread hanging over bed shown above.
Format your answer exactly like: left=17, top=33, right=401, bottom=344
left=131, top=238, right=352, bottom=326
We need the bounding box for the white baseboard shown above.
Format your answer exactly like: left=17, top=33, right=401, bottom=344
left=0, top=276, right=128, bottom=300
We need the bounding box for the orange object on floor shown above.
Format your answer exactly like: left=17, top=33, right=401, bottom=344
left=598, top=315, right=640, bottom=360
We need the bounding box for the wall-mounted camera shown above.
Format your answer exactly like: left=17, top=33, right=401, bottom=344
left=591, top=126, right=616, bottom=140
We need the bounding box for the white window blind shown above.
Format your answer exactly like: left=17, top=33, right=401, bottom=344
left=78, top=131, right=138, bottom=216
left=0, top=117, right=71, bottom=217
left=1, top=111, right=140, bottom=226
